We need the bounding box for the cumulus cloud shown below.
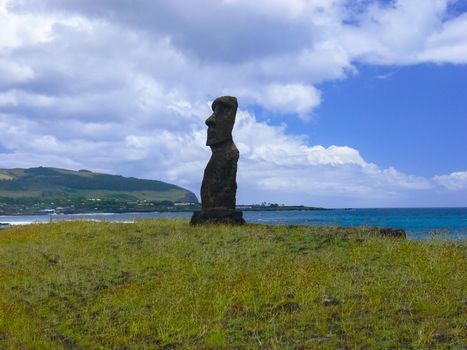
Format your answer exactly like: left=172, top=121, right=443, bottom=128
left=420, top=12, right=467, bottom=63
left=340, top=0, right=449, bottom=64
left=0, top=106, right=438, bottom=207
left=434, top=171, right=467, bottom=191
left=232, top=111, right=434, bottom=206
left=248, top=83, right=322, bottom=120
left=0, top=0, right=466, bottom=206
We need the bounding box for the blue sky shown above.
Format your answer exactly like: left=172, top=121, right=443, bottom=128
left=310, top=63, right=467, bottom=175
left=0, top=0, right=466, bottom=207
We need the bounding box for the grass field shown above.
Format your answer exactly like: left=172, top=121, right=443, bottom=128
left=0, top=220, right=465, bottom=349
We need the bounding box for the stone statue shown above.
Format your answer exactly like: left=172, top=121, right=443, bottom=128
left=190, top=96, right=245, bottom=225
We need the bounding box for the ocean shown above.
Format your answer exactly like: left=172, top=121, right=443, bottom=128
left=1, top=208, right=466, bottom=240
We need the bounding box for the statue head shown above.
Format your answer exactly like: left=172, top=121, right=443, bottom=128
left=205, top=96, right=238, bottom=146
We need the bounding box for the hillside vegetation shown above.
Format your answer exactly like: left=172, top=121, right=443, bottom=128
left=0, top=167, right=198, bottom=214
left=0, top=220, right=465, bottom=349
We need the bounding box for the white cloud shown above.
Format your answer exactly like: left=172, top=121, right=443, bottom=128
left=0, top=60, right=34, bottom=86
left=222, top=0, right=343, bottom=22
left=434, top=171, right=467, bottom=190
left=340, top=0, right=452, bottom=64
left=253, top=83, right=322, bottom=120
left=0, top=1, right=53, bottom=50
left=0, top=105, right=439, bottom=207
left=231, top=111, right=433, bottom=205
left=420, top=12, right=467, bottom=63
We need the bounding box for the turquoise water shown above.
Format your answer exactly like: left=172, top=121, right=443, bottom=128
left=1, top=208, right=466, bottom=240
left=244, top=208, right=467, bottom=240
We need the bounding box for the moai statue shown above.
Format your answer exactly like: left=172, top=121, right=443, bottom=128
left=190, top=96, right=245, bottom=225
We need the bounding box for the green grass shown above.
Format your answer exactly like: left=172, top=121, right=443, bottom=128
left=0, top=220, right=465, bottom=349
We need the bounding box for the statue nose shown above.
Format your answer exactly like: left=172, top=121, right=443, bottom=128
left=205, top=114, right=216, bottom=127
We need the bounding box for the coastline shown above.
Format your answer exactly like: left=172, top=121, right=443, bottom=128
left=1, top=208, right=467, bottom=240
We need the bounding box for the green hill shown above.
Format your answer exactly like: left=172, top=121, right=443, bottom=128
left=0, top=167, right=198, bottom=214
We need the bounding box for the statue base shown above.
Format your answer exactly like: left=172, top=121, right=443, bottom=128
left=190, top=209, right=245, bottom=225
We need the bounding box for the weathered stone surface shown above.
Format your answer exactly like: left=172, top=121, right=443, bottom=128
left=190, top=209, right=244, bottom=225
left=191, top=96, right=245, bottom=225
left=200, top=141, right=239, bottom=210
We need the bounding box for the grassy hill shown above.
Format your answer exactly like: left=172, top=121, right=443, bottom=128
left=0, top=220, right=465, bottom=349
left=0, top=167, right=198, bottom=214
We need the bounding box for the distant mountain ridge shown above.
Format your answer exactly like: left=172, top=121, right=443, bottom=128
left=0, top=167, right=198, bottom=204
